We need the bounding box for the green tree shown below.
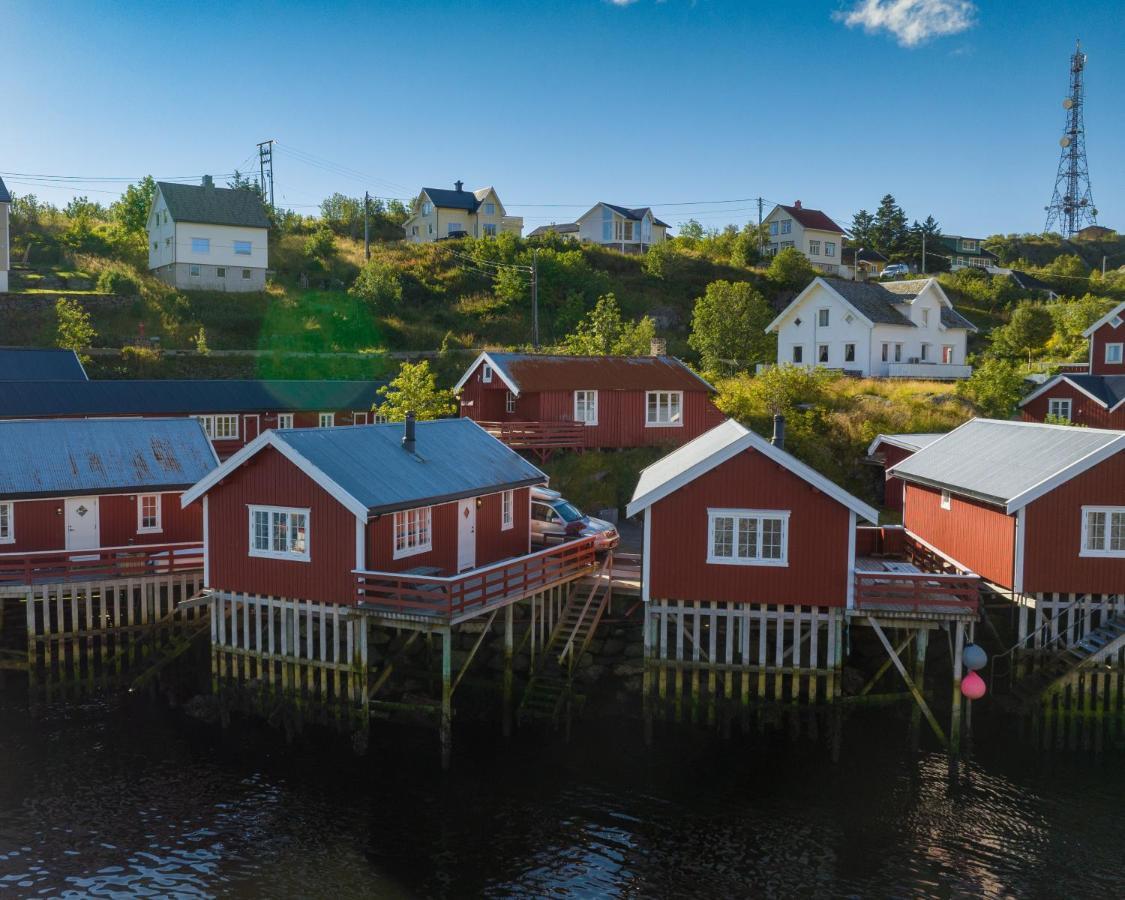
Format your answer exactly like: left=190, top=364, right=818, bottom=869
left=374, top=361, right=456, bottom=421
left=767, top=246, right=816, bottom=291
left=873, top=194, right=909, bottom=257
left=1042, top=254, right=1090, bottom=296
left=992, top=301, right=1055, bottom=362
left=1048, top=294, right=1116, bottom=358
left=349, top=258, right=403, bottom=312
left=304, top=224, right=337, bottom=269
left=110, top=176, right=157, bottom=237
left=55, top=297, right=96, bottom=364
left=688, top=280, right=776, bottom=374
left=956, top=359, right=1024, bottom=418
left=906, top=215, right=948, bottom=272
left=559, top=293, right=656, bottom=356
left=850, top=210, right=876, bottom=247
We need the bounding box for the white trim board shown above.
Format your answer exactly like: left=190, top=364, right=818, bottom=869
left=1082, top=300, right=1125, bottom=338
left=451, top=351, right=521, bottom=396
left=1018, top=374, right=1110, bottom=410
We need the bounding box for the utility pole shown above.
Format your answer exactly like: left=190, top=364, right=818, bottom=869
left=364, top=191, right=371, bottom=261
left=921, top=231, right=926, bottom=275
left=257, top=139, right=275, bottom=209
left=757, top=197, right=765, bottom=256
left=531, top=250, right=540, bottom=351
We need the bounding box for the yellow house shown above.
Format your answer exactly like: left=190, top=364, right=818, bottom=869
left=401, top=181, right=523, bottom=242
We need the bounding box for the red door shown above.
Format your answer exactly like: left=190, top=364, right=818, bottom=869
left=243, top=415, right=260, bottom=444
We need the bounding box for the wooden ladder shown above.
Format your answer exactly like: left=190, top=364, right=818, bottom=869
left=1015, top=615, right=1125, bottom=702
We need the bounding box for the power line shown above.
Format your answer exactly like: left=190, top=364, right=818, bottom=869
left=0, top=170, right=235, bottom=183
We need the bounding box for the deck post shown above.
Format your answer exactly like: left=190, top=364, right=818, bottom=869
left=503, top=603, right=514, bottom=738
left=950, top=620, right=965, bottom=758
left=642, top=602, right=653, bottom=745
left=440, top=626, right=453, bottom=770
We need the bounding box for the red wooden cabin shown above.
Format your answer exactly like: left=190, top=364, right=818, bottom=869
left=1020, top=301, right=1125, bottom=429
left=865, top=433, right=945, bottom=513
left=181, top=417, right=597, bottom=621
left=890, top=418, right=1125, bottom=645
left=454, top=351, right=724, bottom=456
left=0, top=418, right=215, bottom=584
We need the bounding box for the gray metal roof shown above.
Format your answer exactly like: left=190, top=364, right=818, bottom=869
left=0, top=347, right=88, bottom=381
left=528, top=223, right=580, bottom=237
left=827, top=281, right=916, bottom=326
left=1066, top=374, right=1125, bottom=408
left=0, top=176, right=10, bottom=204
left=0, top=380, right=385, bottom=418
left=889, top=418, right=1125, bottom=508
left=602, top=203, right=670, bottom=228
left=631, top=419, right=748, bottom=508
left=276, top=418, right=547, bottom=514
left=157, top=181, right=270, bottom=228
left=940, top=305, right=978, bottom=332
left=0, top=418, right=217, bottom=499
left=868, top=432, right=946, bottom=455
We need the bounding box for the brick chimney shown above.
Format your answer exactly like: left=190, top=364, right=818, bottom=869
left=650, top=337, right=667, bottom=357
left=793, top=200, right=802, bottom=209
left=454, top=180, right=464, bottom=192
left=202, top=175, right=214, bottom=189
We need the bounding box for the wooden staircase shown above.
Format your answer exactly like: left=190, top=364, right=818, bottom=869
left=1014, top=616, right=1125, bottom=702
left=519, top=555, right=612, bottom=725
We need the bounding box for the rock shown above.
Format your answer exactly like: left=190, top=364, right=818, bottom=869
left=586, top=638, right=605, bottom=655
left=841, top=666, right=866, bottom=696
left=578, top=664, right=605, bottom=684
left=624, top=642, right=644, bottom=658
left=183, top=694, right=221, bottom=724
left=460, top=621, right=489, bottom=634
left=614, top=661, right=645, bottom=677
left=600, top=638, right=625, bottom=657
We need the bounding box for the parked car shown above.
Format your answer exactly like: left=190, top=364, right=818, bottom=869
left=881, top=263, right=910, bottom=279
left=437, top=230, right=470, bottom=241
left=530, top=487, right=619, bottom=552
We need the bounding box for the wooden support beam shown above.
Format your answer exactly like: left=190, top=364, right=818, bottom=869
left=452, top=609, right=498, bottom=696
left=367, top=631, right=421, bottom=699
left=859, top=630, right=915, bottom=696
left=866, top=615, right=947, bottom=747
left=441, top=627, right=452, bottom=770
left=503, top=604, right=514, bottom=738
left=950, top=619, right=965, bottom=757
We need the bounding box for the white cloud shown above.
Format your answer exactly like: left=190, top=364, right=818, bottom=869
left=835, top=0, right=977, bottom=47
left=608, top=0, right=640, bottom=5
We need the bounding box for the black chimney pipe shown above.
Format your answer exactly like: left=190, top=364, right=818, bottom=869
left=402, top=411, right=416, bottom=453
left=771, top=414, right=786, bottom=450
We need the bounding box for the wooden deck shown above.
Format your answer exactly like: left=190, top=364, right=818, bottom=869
left=0, top=542, right=204, bottom=590
left=476, top=420, right=585, bottom=459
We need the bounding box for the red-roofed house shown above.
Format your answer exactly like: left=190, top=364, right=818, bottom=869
left=763, top=201, right=846, bottom=275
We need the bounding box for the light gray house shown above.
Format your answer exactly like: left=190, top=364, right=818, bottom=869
left=0, top=175, right=10, bottom=292
left=147, top=176, right=270, bottom=292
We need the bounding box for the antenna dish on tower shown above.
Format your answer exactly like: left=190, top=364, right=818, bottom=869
left=1045, top=39, right=1097, bottom=236
left=1063, top=98, right=1074, bottom=109
left=1059, top=136, right=1071, bottom=148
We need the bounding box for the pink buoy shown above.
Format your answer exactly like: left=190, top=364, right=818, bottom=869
left=961, top=670, right=986, bottom=700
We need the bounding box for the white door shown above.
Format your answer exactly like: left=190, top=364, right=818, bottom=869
left=457, top=499, right=476, bottom=572
left=65, top=496, right=100, bottom=551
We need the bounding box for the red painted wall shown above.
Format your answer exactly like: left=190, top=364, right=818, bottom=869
left=646, top=447, right=853, bottom=606
left=903, top=483, right=1015, bottom=588
left=1020, top=381, right=1125, bottom=429
left=2, top=492, right=200, bottom=554
left=1090, top=319, right=1125, bottom=376
left=879, top=444, right=916, bottom=513
left=1022, top=452, right=1125, bottom=594
left=204, top=445, right=360, bottom=605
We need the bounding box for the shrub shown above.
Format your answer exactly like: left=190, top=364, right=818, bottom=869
left=96, top=266, right=142, bottom=296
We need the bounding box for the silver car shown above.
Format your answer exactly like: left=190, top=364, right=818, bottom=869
left=530, top=487, right=619, bottom=552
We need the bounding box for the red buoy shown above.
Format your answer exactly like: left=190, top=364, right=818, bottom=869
left=961, top=670, right=986, bottom=700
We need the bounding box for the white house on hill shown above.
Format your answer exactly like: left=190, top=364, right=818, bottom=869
left=0, top=175, right=10, bottom=292
left=529, top=203, right=669, bottom=253
left=763, top=202, right=845, bottom=275
left=765, top=277, right=977, bottom=379
left=148, top=176, right=270, bottom=292
left=401, top=182, right=523, bottom=242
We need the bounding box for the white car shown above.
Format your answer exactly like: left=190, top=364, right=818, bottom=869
left=530, top=487, right=619, bottom=552
left=881, top=263, right=911, bottom=279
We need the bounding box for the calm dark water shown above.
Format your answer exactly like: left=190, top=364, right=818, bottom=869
left=1, top=681, right=1123, bottom=898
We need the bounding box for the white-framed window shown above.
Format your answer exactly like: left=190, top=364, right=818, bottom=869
left=482, top=363, right=493, bottom=383
left=0, top=501, right=13, bottom=544
left=447, top=222, right=463, bottom=235
left=574, top=390, right=598, bottom=426
left=505, top=391, right=516, bottom=414
left=614, top=219, right=636, bottom=241
left=501, top=490, right=514, bottom=531
left=780, top=241, right=794, bottom=250
left=194, top=414, right=239, bottom=440
left=1048, top=398, right=1072, bottom=422
left=921, top=308, right=930, bottom=327
left=962, top=239, right=979, bottom=251
left=319, top=412, right=335, bottom=428
left=808, top=240, right=821, bottom=255
left=428, top=223, right=434, bottom=235
left=217, top=267, right=226, bottom=278
left=242, top=269, right=251, bottom=279
left=277, top=413, right=294, bottom=429
left=137, top=494, right=162, bottom=533
left=483, top=223, right=498, bottom=236
left=422, top=201, right=434, bottom=216
left=393, top=507, right=432, bottom=559
left=411, top=225, right=419, bottom=236
left=881, top=343, right=889, bottom=363
left=825, top=242, right=836, bottom=257
left=940, top=490, right=952, bottom=511
left=484, top=202, right=496, bottom=216
left=792, top=345, right=804, bottom=364
left=191, top=237, right=210, bottom=254
left=817, top=344, right=829, bottom=363
left=189, top=264, right=201, bottom=277
left=1105, top=343, right=1124, bottom=364
left=1081, top=506, right=1125, bottom=557
left=894, top=344, right=903, bottom=363
left=817, top=308, right=829, bottom=327
left=707, top=509, right=789, bottom=567
left=769, top=221, right=778, bottom=237
left=234, top=240, right=252, bottom=255
left=372, top=413, right=389, bottom=424
left=920, top=343, right=929, bottom=361
left=780, top=220, right=792, bottom=235
left=249, top=505, right=310, bottom=561
left=942, top=345, right=954, bottom=364
left=646, top=391, right=683, bottom=427
left=844, top=343, right=856, bottom=363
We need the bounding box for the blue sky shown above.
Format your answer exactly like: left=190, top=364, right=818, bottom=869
left=5, top=0, right=1122, bottom=237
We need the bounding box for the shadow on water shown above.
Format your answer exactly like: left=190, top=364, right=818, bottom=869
left=1, top=677, right=1125, bottom=898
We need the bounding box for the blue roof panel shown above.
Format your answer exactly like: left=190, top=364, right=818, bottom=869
left=0, top=347, right=88, bottom=381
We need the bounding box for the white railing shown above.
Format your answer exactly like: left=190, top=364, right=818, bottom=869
left=886, top=363, right=972, bottom=380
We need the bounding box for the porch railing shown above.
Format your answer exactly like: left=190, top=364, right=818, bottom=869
left=354, top=537, right=597, bottom=619
left=476, top=420, right=586, bottom=450
left=854, top=526, right=979, bottom=612
left=0, top=542, right=205, bottom=586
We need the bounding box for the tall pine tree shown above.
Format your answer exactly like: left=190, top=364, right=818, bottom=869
left=873, top=194, right=909, bottom=257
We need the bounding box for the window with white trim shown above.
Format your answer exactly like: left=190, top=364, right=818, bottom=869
left=373, top=413, right=388, bottom=424
left=484, top=202, right=496, bottom=216
left=422, top=201, right=434, bottom=216
left=505, top=391, right=516, bottom=414
left=194, top=414, right=239, bottom=440
left=277, top=413, right=294, bottom=429
left=808, top=239, right=821, bottom=255
left=844, top=343, right=856, bottom=363
left=217, top=267, right=226, bottom=278
left=249, top=506, right=310, bottom=561
left=0, top=501, right=13, bottom=544
left=920, top=343, right=929, bottom=361
left=769, top=222, right=778, bottom=237
left=780, top=220, right=792, bottom=235
left=646, top=391, right=682, bottom=426
left=1105, top=343, right=1123, bottom=364
left=817, top=344, right=829, bottom=364
left=137, top=494, right=162, bottom=533
left=234, top=240, right=252, bottom=255
left=483, top=223, right=497, bottom=237
left=881, top=343, right=889, bottom=363
left=921, top=308, right=930, bottom=327
left=1047, top=398, right=1072, bottom=422
left=894, top=344, right=903, bottom=363
left=817, top=308, right=829, bottom=327
left=825, top=242, right=836, bottom=257
left=393, top=507, right=432, bottom=558
left=792, top=345, right=804, bottom=364
left=940, top=490, right=951, bottom=510
left=191, top=237, right=210, bottom=254
left=1081, top=506, right=1125, bottom=557
left=242, top=269, right=251, bottom=279
left=574, top=390, right=598, bottom=425
left=501, top=490, right=514, bottom=530
left=962, top=239, right=979, bottom=251
left=189, top=264, right=201, bottom=277
left=707, top=509, right=788, bottom=566
left=482, top=363, right=493, bottom=383
left=319, top=413, right=335, bottom=428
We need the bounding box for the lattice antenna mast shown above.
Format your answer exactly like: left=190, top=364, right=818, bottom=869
left=257, top=139, right=275, bottom=209
left=1044, top=39, right=1097, bottom=236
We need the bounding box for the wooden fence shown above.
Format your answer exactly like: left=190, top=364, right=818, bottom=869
left=0, top=542, right=203, bottom=586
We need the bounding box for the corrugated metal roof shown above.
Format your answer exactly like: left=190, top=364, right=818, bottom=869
left=0, top=347, right=88, bottom=381
left=0, top=418, right=217, bottom=499
left=868, top=432, right=946, bottom=455
left=631, top=419, right=748, bottom=506
left=487, top=353, right=713, bottom=394
left=0, top=380, right=385, bottom=417
left=0, top=176, right=10, bottom=204
left=158, top=181, right=270, bottom=228
left=276, top=419, right=547, bottom=514
left=890, top=418, right=1125, bottom=508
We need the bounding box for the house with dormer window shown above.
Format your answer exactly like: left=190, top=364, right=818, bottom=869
left=572, top=203, right=670, bottom=253
left=401, top=181, right=523, bottom=243
left=938, top=235, right=998, bottom=271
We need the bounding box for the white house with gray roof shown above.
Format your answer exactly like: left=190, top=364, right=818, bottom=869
left=766, top=277, right=977, bottom=379
left=148, top=176, right=270, bottom=292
